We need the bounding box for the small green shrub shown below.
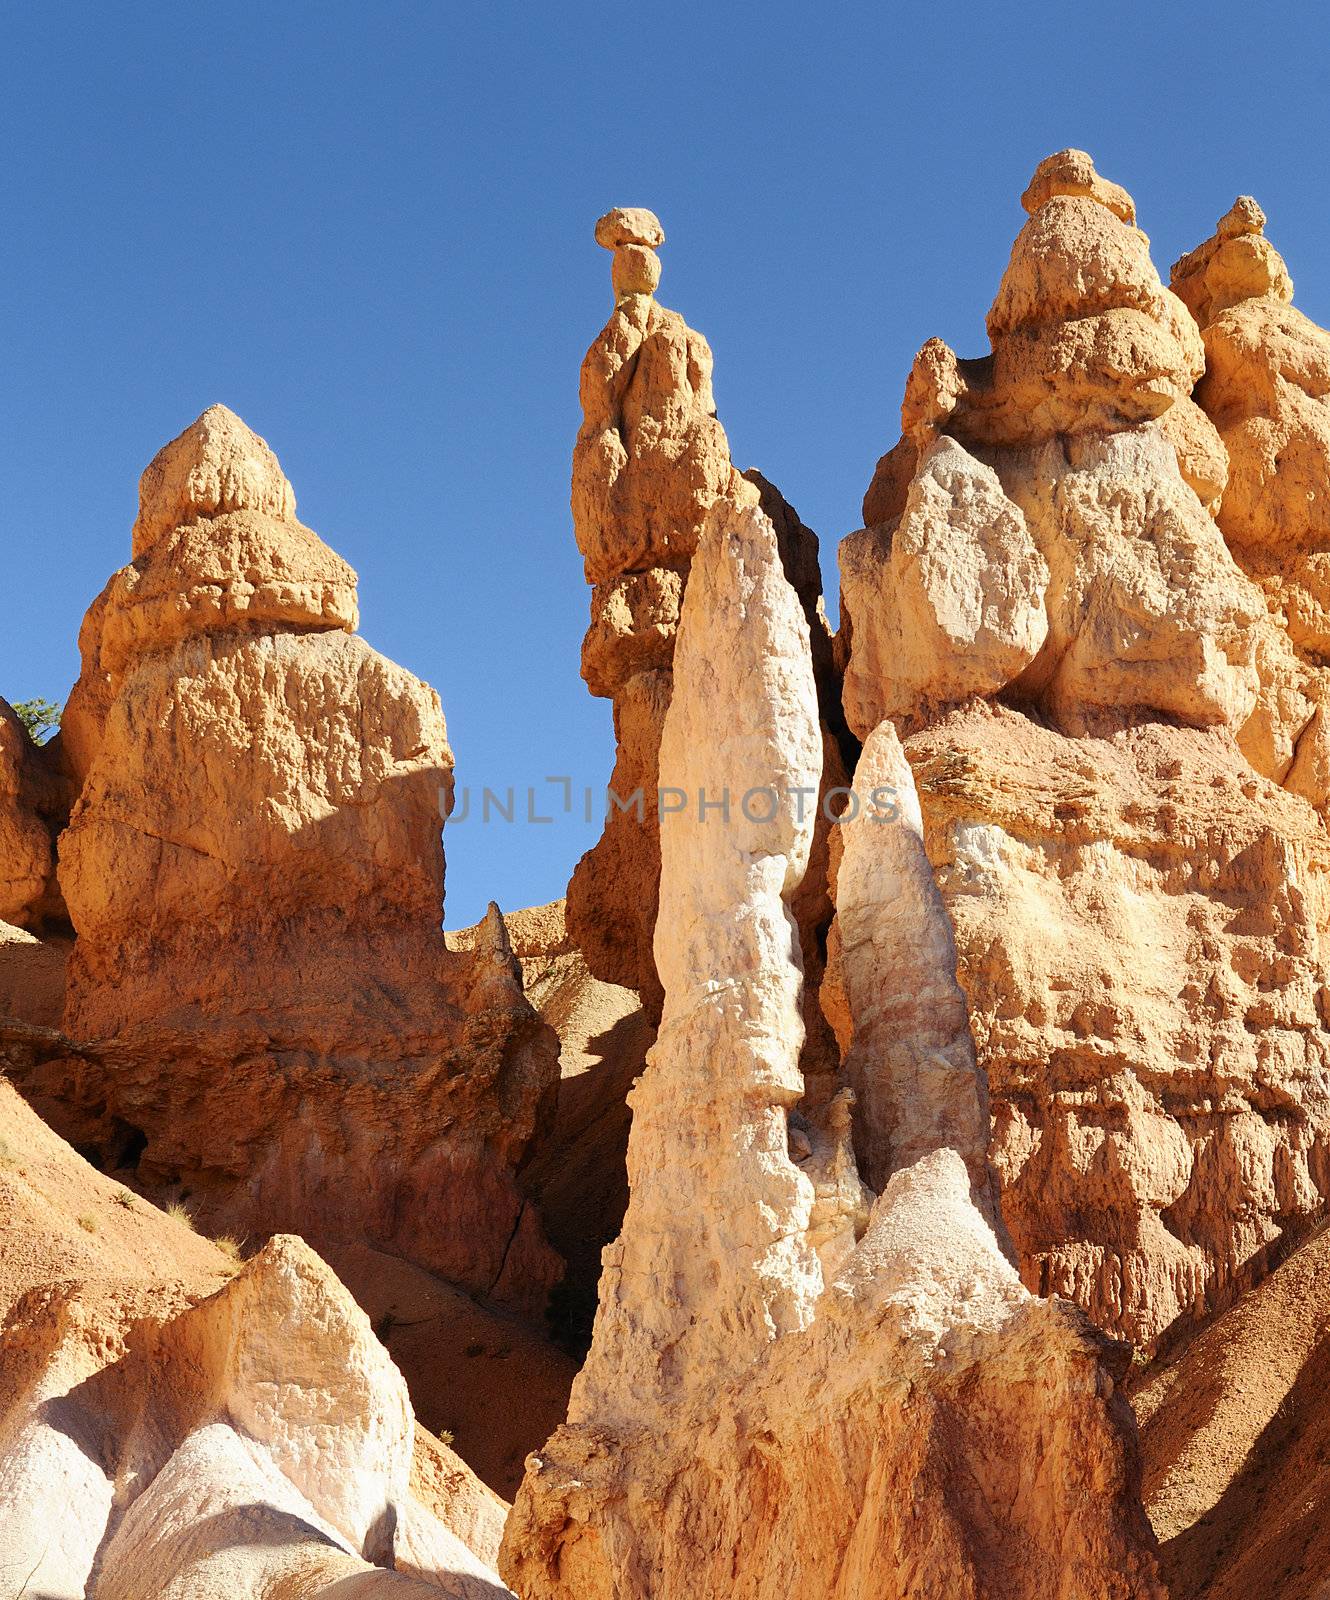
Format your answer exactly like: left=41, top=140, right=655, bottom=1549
left=12, top=698, right=62, bottom=745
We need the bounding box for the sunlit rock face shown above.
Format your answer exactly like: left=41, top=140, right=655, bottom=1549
left=20, top=405, right=561, bottom=1316
left=501, top=493, right=1162, bottom=1600
left=0, top=1079, right=510, bottom=1598
left=845, top=150, right=1261, bottom=746
left=1174, top=200, right=1330, bottom=822
left=566, top=209, right=839, bottom=1019
left=839, top=153, right=1330, bottom=1357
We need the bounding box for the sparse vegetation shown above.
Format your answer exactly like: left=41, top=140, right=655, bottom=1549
left=77, top=1214, right=97, bottom=1233
left=113, top=1190, right=136, bottom=1211
left=166, top=1201, right=196, bottom=1231
left=12, top=697, right=62, bottom=745
left=213, top=1235, right=245, bottom=1264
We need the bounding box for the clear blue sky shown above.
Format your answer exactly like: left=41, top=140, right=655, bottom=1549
left=3, top=3, right=1328, bottom=925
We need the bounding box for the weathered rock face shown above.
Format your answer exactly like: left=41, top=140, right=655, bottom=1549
left=844, top=150, right=1263, bottom=744
left=566, top=211, right=838, bottom=1015
left=0, top=1079, right=508, bottom=1598
left=824, top=722, right=1002, bottom=1218
left=839, top=152, right=1330, bottom=1357
left=501, top=496, right=1162, bottom=1599
left=1171, top=202, right=1330, bottom=821
left=907, top=701, right=1330, bottom=1350
left=17, top=407, right=560, bottom=1315
left=0, top=698, right=60, bottom=928
left=840, top=436, right=1051, bottom=727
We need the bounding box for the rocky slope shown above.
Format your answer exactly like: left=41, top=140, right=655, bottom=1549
left=1133, top=1221, right=1330, bottom=1600
left=0, top=1078, right=508, bottom=1598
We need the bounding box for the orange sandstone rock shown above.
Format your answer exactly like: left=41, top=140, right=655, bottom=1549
left=19, top=407, right=561, bottom=1317
left=907, top=702, right=1330, bottom=1353
left=841, top=153, right=1330, bottom=1360
left=0, top=699, right=56, bottom=928
left=1173, top=203, right=1330, bottom=822
left=567, top=211, right=837, bottom=1012
left=1134, top=1221, right=1330, bottom=1600
left=501, top=496, right=1162, bottom=1600
left=846, top=152, right=1261, bottom=744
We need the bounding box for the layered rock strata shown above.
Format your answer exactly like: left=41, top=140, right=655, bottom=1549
left=840, top=151, right=1330, bottom=1355
left=501, top=494, right=1161, bottom=1599
left=565, top=209, right=840, bottom=1017
left=15, top=406, right=560, bottom=1314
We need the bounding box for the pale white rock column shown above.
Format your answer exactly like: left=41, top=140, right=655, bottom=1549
left=831, top=718, right=1001, bottom=1220
left=569, top=489, right=825, bottom=1420
left=501, top=475, right=1164, bottom=1600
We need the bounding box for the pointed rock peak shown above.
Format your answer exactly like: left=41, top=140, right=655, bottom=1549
left=132, top=404, right=298, bottom=558
left=595, top=206, right=664, bottom=302
left=482, top=899, right=514, bottom=958
left=988, top=149, right=1171, bottom=348
left=1020, top=148, right=1137, bottom=225
left=473, top=900, right=524, bottom=998
left=1170, top=195, right=1293, bottom=327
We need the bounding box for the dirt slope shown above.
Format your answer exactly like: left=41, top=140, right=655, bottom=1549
left=1134, top=1221, right=1330, bottom=1599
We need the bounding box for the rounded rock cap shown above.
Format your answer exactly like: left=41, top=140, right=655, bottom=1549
left=1021, top=148, right=1136, bottom=225
left=594, top=207, right=665, bottom=250
left=133, top=404, right=297, bottom=558
left=1170, top=195, right=1292, bottom=323
left=1218, top=196, right=1267, bottom=239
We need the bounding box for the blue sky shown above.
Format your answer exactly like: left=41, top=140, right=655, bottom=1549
left=3, top=2, right=1328, bottom=925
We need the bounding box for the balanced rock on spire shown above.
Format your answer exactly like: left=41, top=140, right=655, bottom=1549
left=565, top=206, right=836, bottom=1015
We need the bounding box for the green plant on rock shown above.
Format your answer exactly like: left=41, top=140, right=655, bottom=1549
left=12, top=698, right=62, bottom=745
